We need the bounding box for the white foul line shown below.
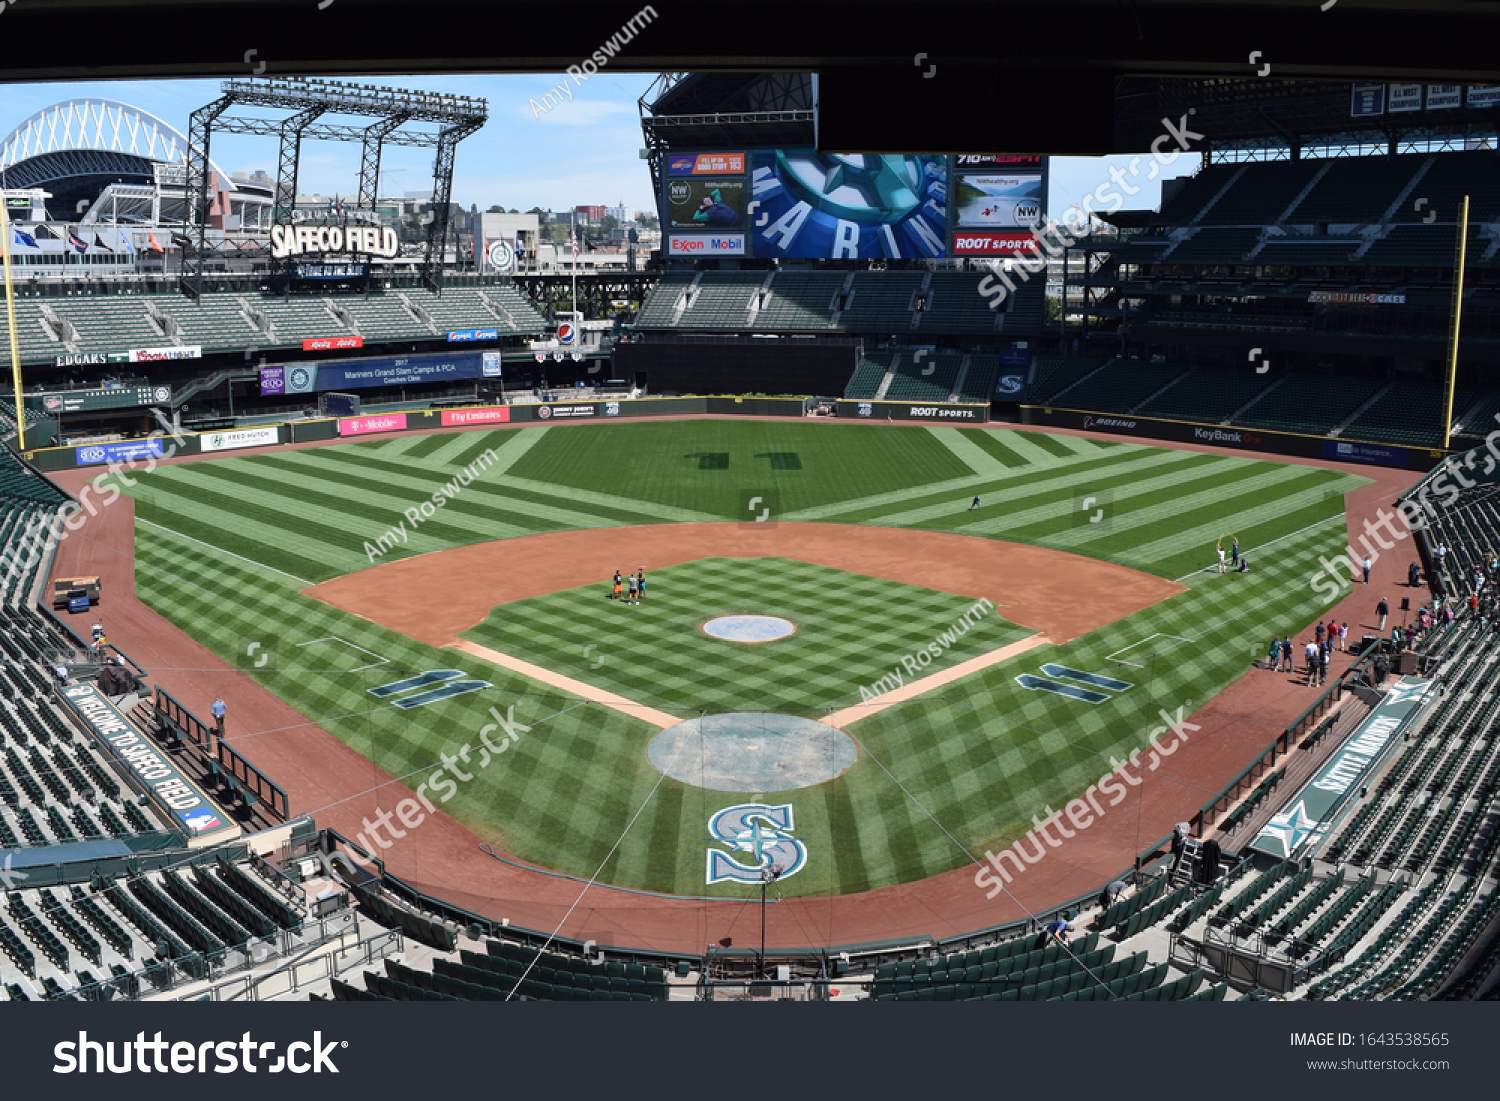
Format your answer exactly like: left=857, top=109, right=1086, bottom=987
left=1173, top=514, right=1346, bottom=584
left=136, top=517, right=315, bottom=586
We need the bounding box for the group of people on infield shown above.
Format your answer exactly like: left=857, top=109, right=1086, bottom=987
left=610, top=569, right=647, bottom=604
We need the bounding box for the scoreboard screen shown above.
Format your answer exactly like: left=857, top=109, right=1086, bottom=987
left=749, top=150, right=948, bottom=260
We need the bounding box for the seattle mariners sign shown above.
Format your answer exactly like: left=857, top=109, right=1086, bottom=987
left=706, top=803, right=807, bottom=884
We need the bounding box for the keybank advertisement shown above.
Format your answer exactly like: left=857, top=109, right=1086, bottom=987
left=260, top=352, right=493, bottom=396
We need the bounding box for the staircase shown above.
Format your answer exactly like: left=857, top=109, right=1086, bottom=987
left=172, top=369, right=258, bottom=406
left=1378, top=155, right=1436, bottom=223
left=669, top=273, right=703, bottom=324
left=828, top=271, right=855, bottom=328
left=1276, top=162, right=1331, bottom=223
left=398, top=291, right=441, bottom=335
left=1330, top=381, right=1395, bottom=437
left=1046, top=358, right=1119, bottom=406
left=1190, top=165, right=1248, bottom=225
left=475, top=289, right=517, bottom=328
left=1130, top=365, right=1196, bottom=413
left=948, top=355, right=972, bottom=403
left=874, top=354, right=899, bottom=399
left=1224, top=375, right=1287, bottom=424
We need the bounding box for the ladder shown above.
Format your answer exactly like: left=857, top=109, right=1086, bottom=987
left=1172, top=838, right=1202, bottom=885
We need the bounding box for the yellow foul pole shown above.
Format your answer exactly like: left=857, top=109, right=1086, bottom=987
left=0, top=192, right=24, bottom=452
left=1441, top=194, right=1469, bottom=451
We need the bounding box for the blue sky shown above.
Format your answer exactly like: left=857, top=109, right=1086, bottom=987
left=0, top=75, right=1200, bottom=220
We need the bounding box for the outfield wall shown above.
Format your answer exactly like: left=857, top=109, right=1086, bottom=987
left=1021, top=405, right=1448, bottom=471
left=836, top=399, right=990, bottom=423
left=17, top=396, right=812, bottom=470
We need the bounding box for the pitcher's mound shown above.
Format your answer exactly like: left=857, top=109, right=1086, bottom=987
left=701, top=615, right=796, bottom=642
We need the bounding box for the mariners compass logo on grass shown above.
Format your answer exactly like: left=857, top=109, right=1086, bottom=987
left=706, top=803, right=807, bottom=885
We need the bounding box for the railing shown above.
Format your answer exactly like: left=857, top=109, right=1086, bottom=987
left=64, top=896, right=348, bottom=1003
left=311, top=828, right=704, bottom=972
left=154, top=685, right=290, bottom=821
left=186, top=926, right=402, bottom=1003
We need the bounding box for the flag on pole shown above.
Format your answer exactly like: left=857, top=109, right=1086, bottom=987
left=148, top=233, right=164, bottom=253
left=92, top=233, right=114, bottom=252
left=571, top=230, right=579, bottom=263
left=12, top=228, right=38, bottom=248
left=121, top=234, right=135, bottom=255
left=68, top=232, right=88, bottom=254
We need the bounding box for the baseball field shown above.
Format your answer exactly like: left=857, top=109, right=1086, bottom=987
left=119, top=418, right=1368, bottom=898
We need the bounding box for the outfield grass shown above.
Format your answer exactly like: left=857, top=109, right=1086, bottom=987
left=126, top=420, right=1371, bottom=898
left=465, top=556, right=1029, bottom=714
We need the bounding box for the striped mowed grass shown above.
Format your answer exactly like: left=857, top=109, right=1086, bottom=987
left=464, top=557, right=1030, bottom=715
left=125, top=420, right=1368, bottom=897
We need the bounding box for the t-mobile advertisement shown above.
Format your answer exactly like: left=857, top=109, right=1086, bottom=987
left=339, top=413, right=409, bottom=437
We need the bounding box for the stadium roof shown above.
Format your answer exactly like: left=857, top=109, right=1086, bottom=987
left=1114, top=78, right=1500, bottom=155
left=641, top=73, right=814, bottom=149
left=3, top=1, right=1500, bottom=154
left=0, top=99, right=232, bottom=192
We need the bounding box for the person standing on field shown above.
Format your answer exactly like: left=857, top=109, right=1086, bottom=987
left=1377, top=597, right=1389, bottom=631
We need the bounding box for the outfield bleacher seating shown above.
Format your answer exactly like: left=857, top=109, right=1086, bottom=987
left=1283, top=155, right=1427, bottom=225
left=1233, top=373, right=1387, bottom=437
left=884, top=353, right=964, bottom=402
left=1136, top=364, right=1278, bottom=422
left=1342, top=380, right=1486, bottom=448
left=1048, top=358, right=1191, bottom=413
left=633, top=270, right=1042, bottom=339
left=844, top=353, right=891, bottom=398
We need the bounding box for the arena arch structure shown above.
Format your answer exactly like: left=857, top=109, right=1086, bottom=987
left=0, top=99, right=260, bottom=238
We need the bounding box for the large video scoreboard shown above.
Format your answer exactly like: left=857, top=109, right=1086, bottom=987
left=660, top=151, right=1046, bottom=260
